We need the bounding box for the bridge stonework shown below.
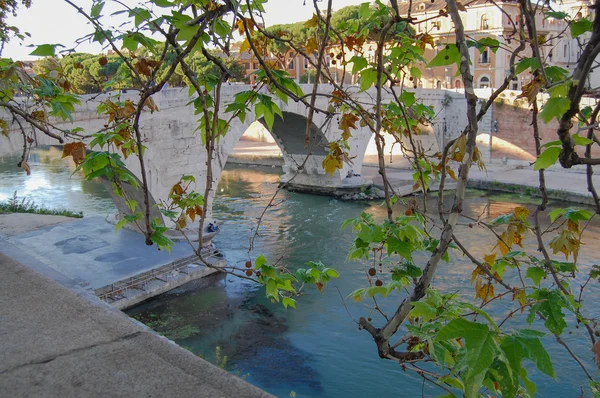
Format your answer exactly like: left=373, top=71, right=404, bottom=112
left=1, top=85, right=480, bottom=230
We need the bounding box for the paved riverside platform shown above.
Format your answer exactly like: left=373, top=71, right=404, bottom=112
left=0, top=214, right=199, bottom=290
left=0, top=253, right=272, bottom=397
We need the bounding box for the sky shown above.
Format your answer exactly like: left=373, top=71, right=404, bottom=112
left=4, top=0, right=367, bottom=60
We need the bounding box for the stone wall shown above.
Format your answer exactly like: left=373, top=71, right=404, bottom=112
left=488, top=99, right=558, bottom=162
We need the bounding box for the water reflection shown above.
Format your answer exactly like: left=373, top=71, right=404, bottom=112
left=0, top=146, right=115, bottom=216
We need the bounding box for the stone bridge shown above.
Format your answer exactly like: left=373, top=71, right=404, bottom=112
left=1, top=84, right=486, bottom=229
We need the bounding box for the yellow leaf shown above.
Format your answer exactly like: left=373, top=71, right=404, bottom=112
left=516, top=76, right=544, bottom=105
left=447, top=167, right=457, bottom=181
left=471, top=265, right=486, bottom=284
left=306, top=37, right=319, bottom=54
left=305, top=13, right=319, bottom=28
left=514, top=206, right=529, bottom=221
left=417, top=33, right=435, bottom=49
left=475, top=281, right=494, bottom=301
left=0, top=119, right=8, bottom=137
left=322, top=153, right=342, bottom=177
left=239, top=38, right=251, bottom=53
left=175, top=215, right=187, bottom=230
left=567, top=219, right=580, bottom=233
left=20, top=160, right=31, bottom=176
left=61, top=142, right=87, bottom=165
left=144, top=97, right=159, bottom=113
left=31, top=110, right=46, bottom=122
left=483, top=253, right=496, bottom=266
left=512, top=288, right=527, bottom=312
left=339, top=113, right=359, bottom=140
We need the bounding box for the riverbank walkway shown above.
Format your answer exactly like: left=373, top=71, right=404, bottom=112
left=0, top=252, right=272, bottom=397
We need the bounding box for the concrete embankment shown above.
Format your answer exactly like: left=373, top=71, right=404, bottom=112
left=96, top=253, right=224, bottom=310
left=0, top=252, right=273, bottom=397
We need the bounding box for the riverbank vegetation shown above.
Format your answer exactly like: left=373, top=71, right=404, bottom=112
left=3, top=0, right=600, bottom=395
left=0, top=191, right=83, bottom=218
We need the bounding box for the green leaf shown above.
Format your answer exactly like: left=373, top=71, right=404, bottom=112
left=489, top=214, right=513, bottom=226
left=515, top=57, right=540, bottom=74
left=359, top=68, right=377, bottom=92
left=153, top=0, right=175, bottom=7
left=571, top=18, right=593, bottom=38
left=501, top=329, right=555, bottom=380
left=410, top=66, right=422, bottom=79
left=347, top=288, right=366, bottom=302
left=282, top=297, right=296, bottom=309
left=386, top=236, right=413, bottom=260
left=214, top=19, right=231, bottom=38
left=427, top=44, right=460, bottom=67
left=526, top=266, right=545, bottom=286
left=548, top=208, right=564, bottom=223
left=266, top=279, right=278, bottom=300
left=545, top=11, right=568, bottom=20
left=572, top=134, right=594, bottom=146
left=29, top=44, right=64, bottom=57
left=91, top=1, right=105, bottom=18
left=541, top=139, right=562, bottom=149
left=255, top=254, right=268, bottom=268
left=325, top=268, right=340, bottom=278
left=477, top=37, right=500, bottom=53
left=436, top=318, right=498, bottom=382
left=534, top=147, right=561, bottom=170
left=122, top=33, right=139, bottom=52
left=410, top=301, right=437, bottom=321
left=349, top=55, right=368, bottom=74
left=545, top=66, right=569, bottom=83
left=529, top=289, right=568, bottom=335
left=564, top=208, right=593, bottom=221
left=401, top=91, right=415, bottom=107
left=150, top=230, right=174, bottom=252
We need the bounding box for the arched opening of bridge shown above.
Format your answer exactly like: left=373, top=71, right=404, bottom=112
left=361, top=127, right=440, bottom=171
left=214, top=111, right=336, bottom=196
left=229, top=120, right=283, bottom=166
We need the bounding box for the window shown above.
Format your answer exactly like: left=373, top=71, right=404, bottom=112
left=253, top=62, right=258, bottom=69
left=481, top=14, right=489, bottom=29
left=304, top=57, right=309, bottom=69
left=289, top=59, right=294, bottom=70
left=433, top=21, right=441, bottom=30
left=564, top=44, right=568, bottom=58
left=455, top=80, right=462, bottom=89
left=436, top=80, right=442, bottom=89
left=244, top=63, right=250, bottom=70
left=480, top=49, right=489, bottom=64
left=418, top=3, right=426, bottom=11
left=479, top=76, right=490, bottom=88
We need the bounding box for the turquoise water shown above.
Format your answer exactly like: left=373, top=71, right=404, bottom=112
left=128, top=165, right=600, bottom=398
left=0, top=146, right=115, bottom=216
left=2, top=148, right=598, bottom=397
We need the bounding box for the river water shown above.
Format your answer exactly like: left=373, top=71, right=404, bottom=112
left=1, top=148, right=599, bottom=397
